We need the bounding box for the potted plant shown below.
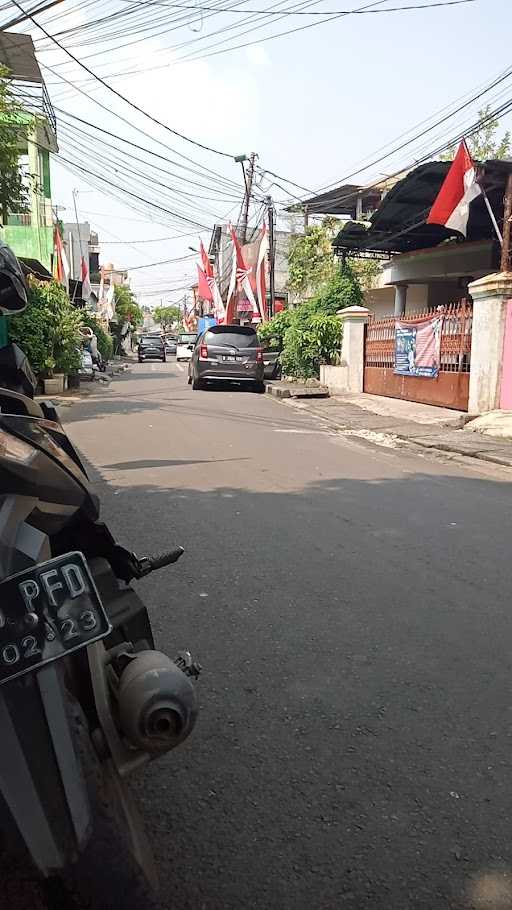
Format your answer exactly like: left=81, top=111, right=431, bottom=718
left=42, top=355, right=64, bottom=395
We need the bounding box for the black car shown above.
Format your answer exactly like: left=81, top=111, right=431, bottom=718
left=138, top=335, right=166, bottom=363
left=188, top=324, right=265, bottom=391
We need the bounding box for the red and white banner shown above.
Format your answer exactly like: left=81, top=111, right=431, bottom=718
left=53, top=227, right=70, bottom=289
left=427, top=140, right=481, bottom=237
left=197, top=264, right=213, bottom=302
left=226, top=224, right=260, bottom=323
left=200, top=239, right=213, bottom=279
left=80, top=256, right=92, bottom=301
left=256, top=224, right=269, bottom=321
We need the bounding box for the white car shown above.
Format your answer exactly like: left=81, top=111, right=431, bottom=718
left=176, top=332, right=197, bottom=362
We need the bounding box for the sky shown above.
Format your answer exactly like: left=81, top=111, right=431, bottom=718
left=10, top=0, right=512, bottom=306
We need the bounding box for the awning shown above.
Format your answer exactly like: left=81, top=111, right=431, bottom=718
left=19, top=258, right=52, bottom=281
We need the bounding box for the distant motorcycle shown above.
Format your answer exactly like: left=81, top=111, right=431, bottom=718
left=0, top=244, right=200, bottom=908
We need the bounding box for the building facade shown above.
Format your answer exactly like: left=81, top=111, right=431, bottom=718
left=0, top=33, right=58, bottom=273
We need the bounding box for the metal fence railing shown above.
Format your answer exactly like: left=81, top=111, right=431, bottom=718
left=365, top=300, right=473, bottom=374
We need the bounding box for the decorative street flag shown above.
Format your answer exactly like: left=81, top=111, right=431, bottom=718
left=53, top=226, right=70, bottom=289
left=200, top=240, right=213, bottom=279
left=427, top=140, right=481, bottom=237
left=256, top=224, right=269, bottom=322
left=209, top=275, right=226, bottom=322
left=226, top=224, right=260, bottom=323
left=197, top=264, right=213, bottom=302
left=80, top=256, right=92, bottom=301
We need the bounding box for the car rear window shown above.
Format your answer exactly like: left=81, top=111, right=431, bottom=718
left=140, top=337, right=163, bottom=346
left=205, top=330, right=258, bottom=348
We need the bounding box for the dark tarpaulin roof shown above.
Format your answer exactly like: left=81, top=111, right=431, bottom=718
left=19, top=258, right=52, bottom=281
left=288, top=183, right=383, bottom=217
left=0, top=32, right=42, bottom=83
left=332, top=159, right=512, bottom=255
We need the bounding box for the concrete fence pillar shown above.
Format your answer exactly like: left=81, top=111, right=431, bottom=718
left=468, top=272, right=512, bottom=414
left=337, top=305, right=371, bottom=393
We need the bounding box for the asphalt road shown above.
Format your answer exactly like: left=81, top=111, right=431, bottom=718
left=63, top=360, right=512, bottom=910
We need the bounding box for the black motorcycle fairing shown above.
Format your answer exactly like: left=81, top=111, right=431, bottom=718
left=0, top=344, right=36, bottom=398
left=0, top=415, right=99, bottom=520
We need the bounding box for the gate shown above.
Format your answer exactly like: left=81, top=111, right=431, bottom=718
left=364, top=300, right=472, bottom=411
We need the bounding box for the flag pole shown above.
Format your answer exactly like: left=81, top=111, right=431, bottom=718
left=482, top=190, right=503, bottom=245
left=463, top=137, right=503, bottom=245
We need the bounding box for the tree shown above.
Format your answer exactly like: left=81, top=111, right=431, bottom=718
left=259, top=263, right=363, bottom=379
left=287, top=218, right=340, bottom=298
left=441, top=105, right=511, bottom=162
left=0, top=65, right=29, bottom=226
left=153, top=304, right=181, bottom=332
left=113, top=285, right=143, bottom=328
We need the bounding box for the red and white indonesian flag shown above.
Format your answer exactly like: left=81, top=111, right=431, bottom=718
left=226, top=224, right=259, bottom=323
left=427, top=140, right=481, bottom=237
left=80, top=256, right=92, bottom=301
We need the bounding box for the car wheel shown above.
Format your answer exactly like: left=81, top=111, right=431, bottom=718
left=253, top=381, right=265, bottom=394
left=192, top=375, right=204, bottom=390
left=187, top=374, right=192, bottom=385
left=162, top=356, right=167, bottom=362
left=138, top=358, right=143, bottom=363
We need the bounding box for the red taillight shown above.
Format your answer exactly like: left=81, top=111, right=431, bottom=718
left=256, top=347, right=263, bottom=363
left=199, top=344, right=208, bottom=360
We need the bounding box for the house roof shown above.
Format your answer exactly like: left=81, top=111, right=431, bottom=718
left=0, top=32, right=42, bottom=83
left=332, top=159, right=512, bottom=255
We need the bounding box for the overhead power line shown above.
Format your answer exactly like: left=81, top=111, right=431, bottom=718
left=145, top=0, right=474, bottom=14
left=9, top=0, right=238, bottom=159
left=262, top=61, right=512, bottom=208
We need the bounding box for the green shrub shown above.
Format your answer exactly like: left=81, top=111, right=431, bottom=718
left=9, top=279, right=82, bottom=375
left=258, top=264, right=360, bottom=379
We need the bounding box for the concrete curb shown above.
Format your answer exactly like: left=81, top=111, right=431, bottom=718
left=266, top=382, right=329, bottom=399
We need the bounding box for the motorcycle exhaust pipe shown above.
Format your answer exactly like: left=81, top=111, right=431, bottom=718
left=117, top=651, right=198, bottom=755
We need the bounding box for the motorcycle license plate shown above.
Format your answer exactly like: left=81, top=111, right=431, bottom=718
left=0, top=552, right=111, bottom=685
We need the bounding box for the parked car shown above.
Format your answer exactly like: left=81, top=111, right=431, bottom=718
left=165, top=335, right=177, bottom=355
left=176, top=332, right=198, bottom=362
left=262, top=345, right=282, bottom=380
left=138, top=335, right=166, bottom=362
left=188, top=324, right=265, bottom=392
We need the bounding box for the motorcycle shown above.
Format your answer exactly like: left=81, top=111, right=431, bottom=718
left=0, top=243, right=200, bottom=908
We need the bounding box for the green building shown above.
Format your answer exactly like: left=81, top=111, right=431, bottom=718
left=0, top=32, right=58, bottom=345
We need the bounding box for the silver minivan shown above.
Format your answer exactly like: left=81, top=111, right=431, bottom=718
left=188, top=325, right=265, bottom=391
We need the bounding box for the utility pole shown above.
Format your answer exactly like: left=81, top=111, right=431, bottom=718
left=501, top=172, right=512, bottom=273
left=303, top=204, right=309, bottom=233
left=266, top=195, right=276, bottom=320
left=239, top=152, right=257, bottom=244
